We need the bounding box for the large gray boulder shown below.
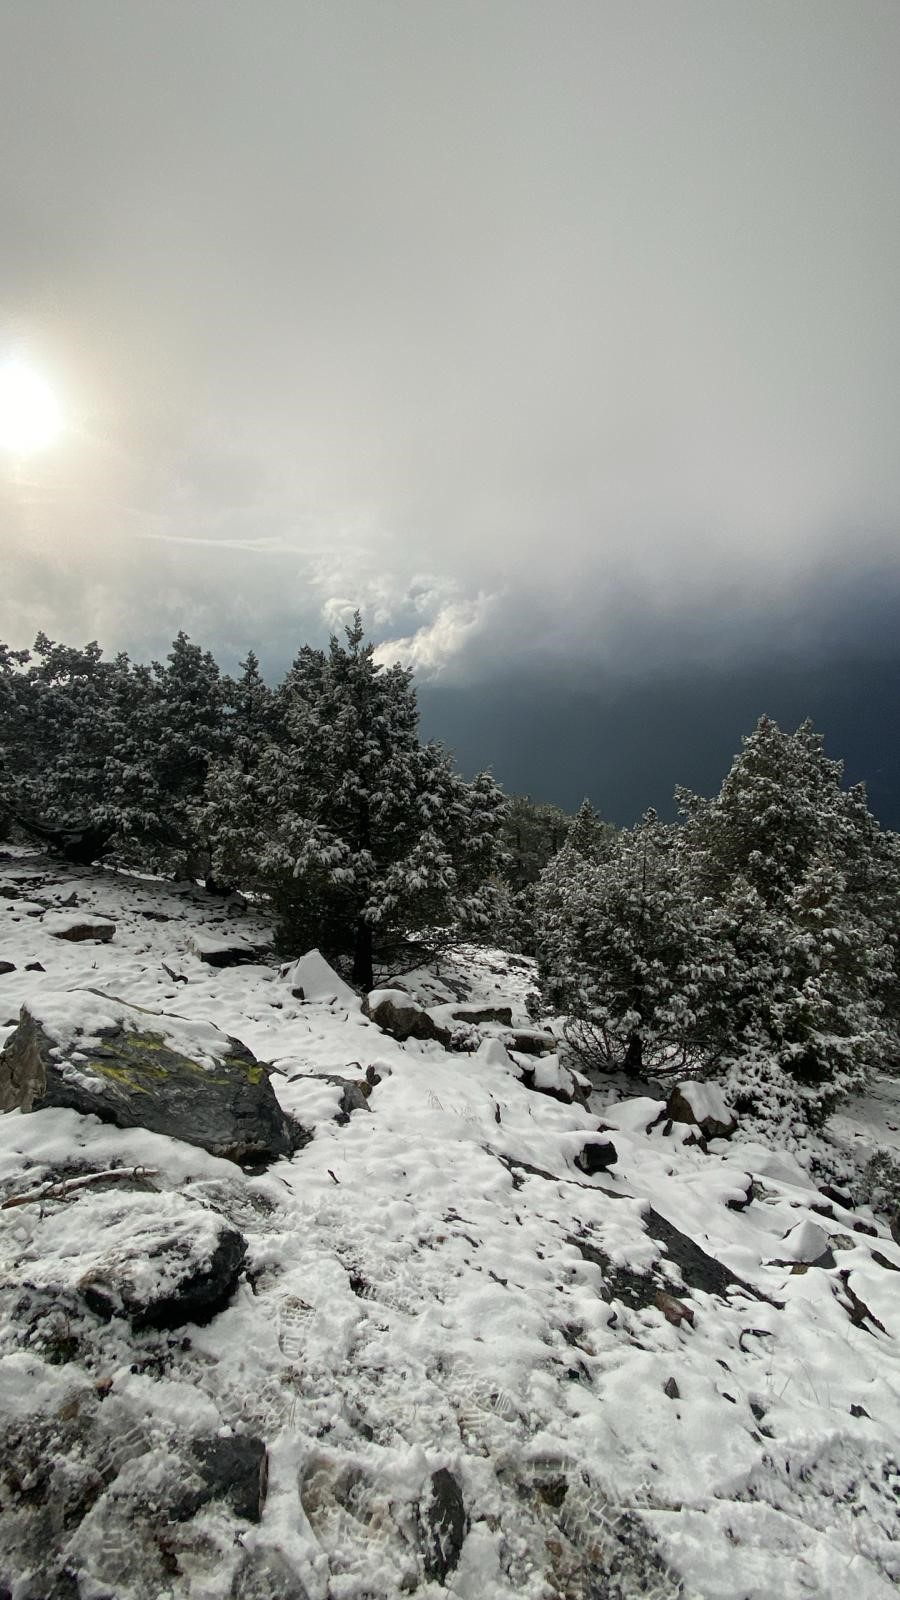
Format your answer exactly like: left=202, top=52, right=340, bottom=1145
left=0, top=992, right=299, bottom=1167
left=666, top=1080, right=737, bottom=1141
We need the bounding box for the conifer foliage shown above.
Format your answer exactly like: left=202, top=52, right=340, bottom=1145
left=0, top=617, right=506, bottom=988
left=536, top=716, right=900, bottom=1131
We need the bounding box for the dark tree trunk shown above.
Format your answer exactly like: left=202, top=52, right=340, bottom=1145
left=623, top=1031, right=644, bottom=1074
left=352, top=919, right=374, bottom=991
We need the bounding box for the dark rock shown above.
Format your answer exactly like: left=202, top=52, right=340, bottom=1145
left=821, top=1183, right=854, bottom=1209
left=231, top=1551, right=314, bottom=1599
left=420, top=1467, right=467, bottom=1584
left=663, top=1377, right=680, bottom=1399
left=25, top=961, right=44, bottom=972
left=364, top=990, right=451, bottom=1045
left=666, top=1081, right=737, bottom=1141
left=305, top=1073, right=371, bottom=1122
left=0, top=961, right=15, bottom=976
left=77, top=1207, right=247, bottom=1330
left=46, top=914, right=115, bottom=943
left=451, top=1005, right=513, bottom=1027
left=850, top=1403, right=871, bottom=1418
left=502, top=1028, right=556, bottom=1056
left=176, top=1435, right=268, bottom=1522
left=0, top=1001, right=300, bottom=1167
left=574, top=1137, right=618, bottom=1175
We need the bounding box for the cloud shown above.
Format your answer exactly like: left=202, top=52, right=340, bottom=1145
left=0, top=2, right=898, bottom=689
left=374, top=592, right=497, bottom=677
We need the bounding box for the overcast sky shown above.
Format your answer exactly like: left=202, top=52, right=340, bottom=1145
left=2, top=2, right=899, bottom=818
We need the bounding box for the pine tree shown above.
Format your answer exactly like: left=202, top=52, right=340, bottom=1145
left=254, top=615, right=505, bottom=986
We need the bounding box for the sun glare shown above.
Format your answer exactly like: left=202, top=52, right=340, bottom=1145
left=0, top=359, right=63, bottom=454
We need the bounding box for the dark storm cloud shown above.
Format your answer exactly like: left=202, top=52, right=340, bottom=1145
left=1, top=2, right=899, bottom=703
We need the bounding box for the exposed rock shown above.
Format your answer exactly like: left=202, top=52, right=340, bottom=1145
left=188, top=931, right=267, bottom=966
left=308, top=1073, right=371, bottom=1121
left=666, top=1080, right=737, bottom=1141
left=11, top=1188, right=247, bottom=1331
left=451, top=1005, right=513, bottom=1027
left=364, top=988, right=451, bottom=1045
left=44, top=912, right=115, bottom=943
left=655, top=1289, right=695, bottom=1328
left=176, top=1435, right=268, bottom=1523
left=420, top=1467, right=467, bottom=1584
left=0, top=997, right=299, bottom=1166
left=770, top=1218, right=835, bottom=1268
left=574, top=1136, right=618, bottom=1175
left=0, top=961, right=15, bottom=976
left=502, top=1028, right=557, bottom=1056
left=520, top=1056, right=587, bottom=1106
left=24, top=961, right=44, bottom=972
left=663, top=1377, right=680, bottom=1399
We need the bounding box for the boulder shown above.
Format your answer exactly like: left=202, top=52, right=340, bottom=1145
left=0, top=994, right=299, bottom=1166
left=282, top=949, right=358, bottom=1006
left=364, top=989, right=450, bottom=1045
left=519, top=1055, right=586, bottom=1106
left=502, top=1028, right=557, bottom=1057
left=188, top=931, right=267, bottom=967
left=12, top=1188, right=247, bottom=1331
left=666, top=1081, right=737, bottom=1141
left=574, top=1136, right=618, bottom=1175
left=0, top=961, right=15, bottom=976
left=420, top=1468, right=467, bottom=1584
left=44, top=912, right=115, bottom=943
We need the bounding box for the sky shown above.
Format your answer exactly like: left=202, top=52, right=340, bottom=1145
left=2, top=2, right=899, bottom=822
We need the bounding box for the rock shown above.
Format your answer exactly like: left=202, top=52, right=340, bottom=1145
left=420, top=1467, right=467, bottom=1584
left=13, top=1188, right=247, bottom=1331
left=666, top=1081, right=737, bottom=1141
left=451, top=1005, right=513, bottom=1027
left=282, top=949, right=358, bottom=1006
left=0, top=996, right=299, bottom=1167
left=177, top=1435, right=268, bottom=1523
left=663, top=1377, right=680, bottom=1399
left=655, top=1290, right=695, bottom=1327
left=188, top=931, right=266, bottom=966
left=771, top=1218, right=835, bottom=1268
left=519, top=1055, right=586, bottom=1106
left=364, top=989, right=450, bottom=1045
left=308, top=1073, right=371, bottom=1121
left=44, top=912, right=115, bottom=943
left=231, top=1551, right=313, bottom=1600
left=0, top=961, right=15, bottom=976
left=502, top=1028, right=557, bottom=1056
left=574, top=1136, right=618, bottom=1175
left=25, top=961, right=44, bottom=972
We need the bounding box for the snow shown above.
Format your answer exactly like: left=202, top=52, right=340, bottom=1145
left=1, top=851, right=899, bottom=1598
left=285, top=948, right=359, bottom=1007
left=678, top=1079, right=734, bottom=1126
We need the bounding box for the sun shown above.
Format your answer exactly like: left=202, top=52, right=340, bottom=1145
left=0, top=359, right=63, bottom=454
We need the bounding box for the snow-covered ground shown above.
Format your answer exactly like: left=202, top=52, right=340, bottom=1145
left=1, top=848, right=899, bottom=1599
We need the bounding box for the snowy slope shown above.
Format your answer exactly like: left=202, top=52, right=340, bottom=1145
left=1, top=848, right=899, bottom=1600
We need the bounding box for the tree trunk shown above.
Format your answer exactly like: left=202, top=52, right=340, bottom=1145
left=352, top=919, right=374, bottom=991
left=623, top=1031, right=644, bottom=1074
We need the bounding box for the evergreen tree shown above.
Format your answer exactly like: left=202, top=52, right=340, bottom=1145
left=253, top=615, right=505, bottom=986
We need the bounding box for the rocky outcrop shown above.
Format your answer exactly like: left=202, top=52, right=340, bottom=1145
left=188, top=931, right=268, bottom=966
left=0, top=996, right=299, bottom=1167
left=666, top=1080, right=737, bottom=1141
left=364, top=988, right=451, bottom=1045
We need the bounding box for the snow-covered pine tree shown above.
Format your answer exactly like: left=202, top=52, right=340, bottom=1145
left=147, top=633, right=228, bottom=880
left=678, top=716, right=895, bottom=1126
left=253, top=615, right=505, bottom=987
left=536, top=809, right=719, bottom=1076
